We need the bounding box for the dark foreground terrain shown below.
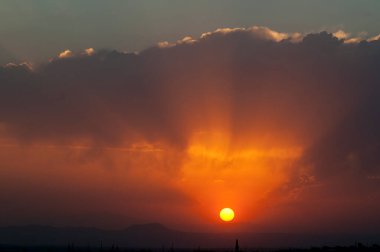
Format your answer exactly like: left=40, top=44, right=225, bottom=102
left=0, top=225, right=379, bottom=251
left=1, top=244, right=380, bottom=252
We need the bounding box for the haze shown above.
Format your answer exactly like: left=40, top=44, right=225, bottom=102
left=1, top=1, right=380, bottom=237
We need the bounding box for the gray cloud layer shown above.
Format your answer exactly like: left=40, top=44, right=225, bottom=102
left=2, top=27, right=380, bottom=231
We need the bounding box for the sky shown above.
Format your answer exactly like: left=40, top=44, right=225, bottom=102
left=1, top=0, right=380, bottom=63
left=1, top=1, right=380, bottom=235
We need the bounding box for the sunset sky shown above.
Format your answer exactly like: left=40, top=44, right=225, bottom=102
left=1, top=0, right=380, bottom=235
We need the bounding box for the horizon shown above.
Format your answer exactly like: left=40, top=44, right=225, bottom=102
left=2, top=223, right=380, bottom=248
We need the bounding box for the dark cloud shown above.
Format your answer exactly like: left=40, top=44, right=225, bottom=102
left=0, top=30, right=353, bottom=145
left=2, top=27, right=380, bottom=231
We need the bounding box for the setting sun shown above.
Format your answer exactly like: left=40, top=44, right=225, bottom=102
left=219, top=208, right=235, bottom=222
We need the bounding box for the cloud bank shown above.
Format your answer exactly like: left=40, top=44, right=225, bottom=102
left=1, top=26, right=380, bottom=232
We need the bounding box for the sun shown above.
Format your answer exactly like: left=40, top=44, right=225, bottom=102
left=219, top=207, right=235, bottom=222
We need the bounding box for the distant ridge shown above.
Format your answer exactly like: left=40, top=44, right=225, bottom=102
left=125, top=223, right=170, bottom=232
left=0, top=224, right=379, bottom=248
left=0, top=224, right=180, bottom=248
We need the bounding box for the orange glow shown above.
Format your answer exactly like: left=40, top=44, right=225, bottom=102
left=0, top=129, right=304, bottom=230
left=220, top=208, right=235, bottom=222
left=178, top=131, right=303, bottom=225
